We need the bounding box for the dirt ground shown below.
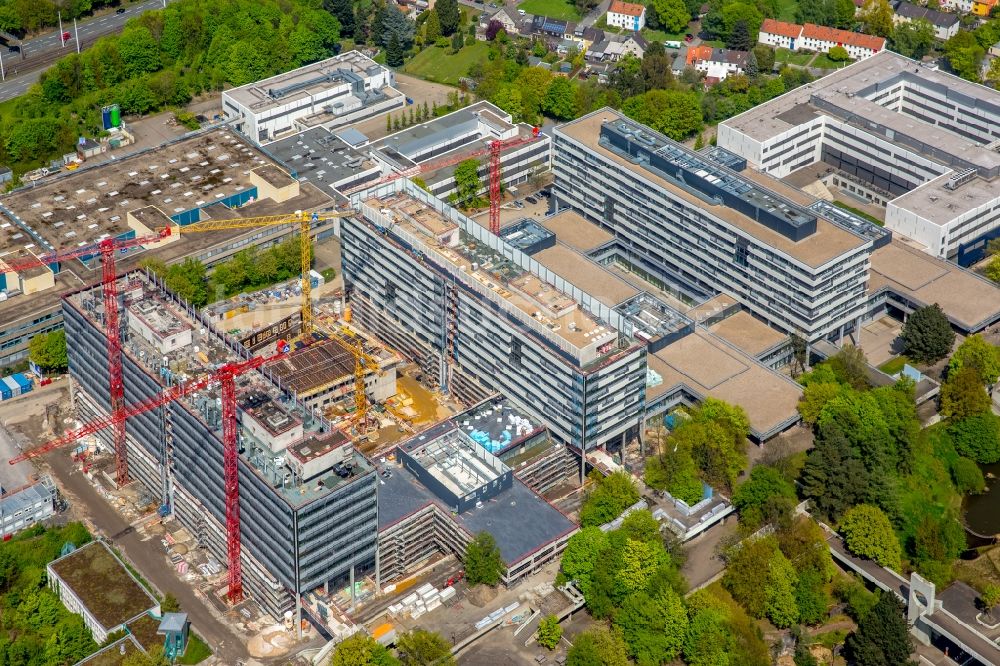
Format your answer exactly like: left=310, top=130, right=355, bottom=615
left=0, top=377, right=72, bottom=449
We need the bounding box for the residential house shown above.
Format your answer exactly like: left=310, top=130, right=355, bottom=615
left=972, top=0, right=997, bottom=15
left=685, top=46, right=750, bottom=81
left=892, top=1, right=960, bottom=40
left=531, top=14, right=575, bottom=38
left=587, top=32, right=649, bottom=61
left=939, top=0, right=972, bottom=12
left=607, top=0, right=647, bottom=31
left=758, top=18, right=803, bottom=50
left=800, top=23, right=886, bottom=58
left=482, top=5, right=525, bottom=34
left=759, top=19, right=885, bottom=59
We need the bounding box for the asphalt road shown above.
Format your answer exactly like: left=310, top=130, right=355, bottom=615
left=0, top=0, right=176, bottom=103
left=46, top=452, right=249, bottom=663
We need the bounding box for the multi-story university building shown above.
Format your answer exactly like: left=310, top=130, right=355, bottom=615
left=341, top=181, right=650, bottom=452
left=552, top=109, right=876, bottom=344
left=64, top=273, right=377, bottom=620
left=718, top=51, right=1000, bottom=266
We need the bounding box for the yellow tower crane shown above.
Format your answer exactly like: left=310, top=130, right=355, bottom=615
left=177, top=210, right=350, bottom=337
left=334, top=326, right=382, bottom=429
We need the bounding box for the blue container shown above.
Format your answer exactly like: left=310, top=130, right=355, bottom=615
left=11, top=373, right=31, bottom=393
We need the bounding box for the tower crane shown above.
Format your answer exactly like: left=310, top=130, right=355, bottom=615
left=10, top=348, right=286, bottom=603
left=176, top=210, right=352, bottom=338
left=332, top=326, right=382, bottom=429
left=344, top=127, right=542, bottom=235
left=1, top=229, right=173, bottom=488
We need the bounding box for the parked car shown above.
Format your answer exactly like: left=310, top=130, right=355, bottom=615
left=525, top=195, right=539, bottom=204
left=684, top=33, right=694, bottom=41
left=116, top=7, right=126, bottom=13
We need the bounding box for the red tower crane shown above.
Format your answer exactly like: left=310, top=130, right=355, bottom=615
left=10, top=348, right=284, bottom=603
left=346, top=127, right=542, bottom=235
left=1, top=229, right=172, bottom=487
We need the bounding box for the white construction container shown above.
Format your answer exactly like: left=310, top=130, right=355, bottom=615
left=439, top=587, right=457, bottom=601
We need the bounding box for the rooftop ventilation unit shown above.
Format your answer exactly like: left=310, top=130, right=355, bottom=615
left=944, top=167, right=977, bottom=191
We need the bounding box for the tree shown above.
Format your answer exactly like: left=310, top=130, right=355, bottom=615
left=123, top=647, right=171, bottom=666
left=891, top=19, right=935, bottom=59
left=559, top=526, right=608, bottom=596
left=395, top=630, right=455, bottom=666
left=386, top=31, right=405, bottom=67
left=580, top=471, right=640, bottom=527
left=485, top=18, right=504, bottom=41
left=537, top=615, right=563, bottom=650
left=424, top=10, right=442, bottom=42
left=799, top=381, right=844, bottom=425
left=732, top=465, right=797, bottom=529
left=801, top=422, right=870, bottom=520
left=796, top=569, right=831, bottom=625
left=753, top=44, right=776, bottom=72
left=840, top=504, right=902, bottom=570
left=450, top=31, right=464, bottom=52
left=721, top=2, right=763, bottom=43
left=614, top=588, right=688, bottom=663
left=464, top=531, right=505, bottom=586
left=161, top=593, right=180, bottom=614
left=331, top=632, right=400, bottom=666
left=651, top=0, right=692, bottom=32
left=857, top=0, right=894, bottom=37
left=777, top=518, right=836, bottom=582
left=622, top=89, right=703, bottom=141
left=845, top=592, right=915, bottom=666
left=723, top=536, right=779, bottom=618
left=901, top=304, right=955, bottom=363
left=766, top=551, right=800, bottom=628
left=794, top=641, right=819, bottom=666
left=566, top=627, right=630, bottom=666
left=728, top=19, right=752, bottom=50
left=645, top=442, right=703, bottom=504
left=28, top=330, right=68, bottom=373
left=980, top=585, right=1000, bottom=619
left=986, top=255, right=1000, bottom=284
left=436, top=0, right=460, bottom=35
left=941, top=367, right=992, bottom=421
left=949, top=334, right=1000, bottom=385
left=44, top=615, right=96, bottom=665
left=543, top=77, right=577, bottom=120
left=451, top=158, right=483, bottom=208
left=944, top=31, right=985, bottom=81
left=324, top=0, right=356, bottom=37
left=952, top=456, right=986, bottom=494
left=828, top=45, right=850, bottom=61
left=828, top=344, right=870, bottom=390
left=949, top=413, right=1000, bottom=463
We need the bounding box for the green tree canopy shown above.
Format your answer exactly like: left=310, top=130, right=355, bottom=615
left=891, top=19, right=935, bottom=59
left=901, top=304, right=955, bottom=363
left=579, top=471, right=640, bottom=527
left=543, top=77, right=577, bottom=120
left=949, top=334, right=1000, bottom=385
left=622, top=89, right=704, bottom=141
left=858, top=0, right=894, bottom=37
left=952, top=455, right=986, bottom=494
left=652, top=0, right=694, bottom=31
left=840, top=504, right=902, bottom=570
left=566, top=627, right=630, bottom=666
left=330, top=632, right=399, bottom=666
left=451, top=159, right=484, bottom=209
left=614, top=588, right=688, bottom=663
left=944, top=30, right=985, bottom=81
left=464, top=532, right=506, bottom=586
left=845, top=592, right=915, bottom=666
left=435, top=0, right=460, bottom=35
left=732, top=465, right=797, bottom=529
left=941, top=367, right=993, bottom=421
left=28, top=330, right=68, bottom=373
left=949, top=413, right=1000, bottom=463
left=395, top=630, right=454, bottom=666
left=537, top=615, right=563, bottom=650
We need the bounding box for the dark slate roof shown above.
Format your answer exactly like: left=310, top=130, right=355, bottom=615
left=893, top=1, right=959, bottom=27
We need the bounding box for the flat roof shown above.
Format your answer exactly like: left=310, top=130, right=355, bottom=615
left=889, top=172, right=1000, bottom=227
left=541, top=209, right=615, bottom=251
left=377, top=457, right=575, bottom=564
left=372, top=101, right=512, bottom=162
left=707, top=311, right=788, bottom=357
left=405, top=428, right=507, bottom=499
left=0, top=129, right=313, bottom=254
left=128, top=298, right=190, bottom=338
left=252, top=164, right=295, bottom=188
left=49, top=541, right=157, bottom=630
left=224, top=51, right=388, bottom=112
left=651, top=329, right=802, bottom=437
left=453, top=398, right=543, bottom=455
left=266, top=126, right=376, bottom=191
left=557, top=111, right=867, bottom=268
left=533, top=244, right=638, bottom=306
left=869, top=240, right=1000, bottom=330
left=685, top=294, right=740, bottom=323
left=75, top=636, right=144, bottom=665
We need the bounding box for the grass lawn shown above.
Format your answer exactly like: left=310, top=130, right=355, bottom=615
left=775, top=47, right=812, bottom=66
left=701, top=39, right=726, bottom=48
left=832, top=200, right=884, bottom=226
left=810, top=53, right=851, bottom=69
left=878, top=356, right=909, bottom=375
left=643, top=27, right=687, bottom=42
left=402, top=41, right=490, bottom=85
left=177, top=633, right=213, bottom=665
left=517, top=0, right=580, bottom=20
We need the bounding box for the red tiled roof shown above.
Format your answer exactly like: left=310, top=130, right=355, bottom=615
left=686, top=44, right=713, bottom=65
left=760, top=18, right=803, bottom=39
left=802, top=23, right=886, bottom=51
left=609, top=0, right=645, bottom=17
